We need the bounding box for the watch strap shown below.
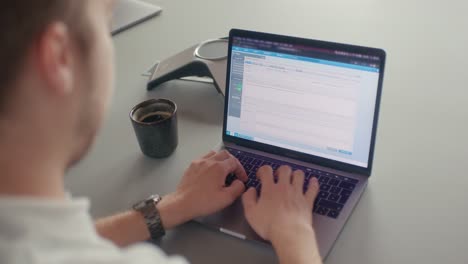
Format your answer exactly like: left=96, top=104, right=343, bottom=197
left=133, top=195, right=166, bottom=240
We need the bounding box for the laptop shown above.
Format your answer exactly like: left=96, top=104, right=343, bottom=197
left=196, top=29, right=386, bottom=258
left=111, top=0, right=162, bottom=36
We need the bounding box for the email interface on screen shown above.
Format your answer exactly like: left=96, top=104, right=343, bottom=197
left=226, top=36, right=381, bottom=167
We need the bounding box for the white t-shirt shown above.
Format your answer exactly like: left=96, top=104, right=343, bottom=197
left=0, top=196, right=188, bottom=264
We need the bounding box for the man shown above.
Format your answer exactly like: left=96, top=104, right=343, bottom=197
left=0, top=1, right=322, bottom=264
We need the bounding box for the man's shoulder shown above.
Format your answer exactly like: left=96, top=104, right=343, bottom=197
left=0, top=196, right=188, bottom=264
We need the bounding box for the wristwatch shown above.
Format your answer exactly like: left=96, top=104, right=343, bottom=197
left=132, top=194, right=166, bottom=240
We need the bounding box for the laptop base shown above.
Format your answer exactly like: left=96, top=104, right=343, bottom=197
left=195, top=143, right=368, bottom=259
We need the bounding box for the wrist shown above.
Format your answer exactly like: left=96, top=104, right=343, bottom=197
left=156, top=192, right=192, bottom=230
left=270, top=223, right=315, bottom=244
left=270, top=223, right=321, bottom=264
left=270, top=222, right=316, bottom=249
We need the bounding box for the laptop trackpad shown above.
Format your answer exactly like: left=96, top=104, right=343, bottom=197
left=195, top=199, right=265, bottom=242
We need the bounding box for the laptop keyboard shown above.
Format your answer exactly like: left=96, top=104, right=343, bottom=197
left=226, top=148, right=359, bottom=219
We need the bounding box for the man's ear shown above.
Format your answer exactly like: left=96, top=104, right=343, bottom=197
left=34, top=22, right=75, bottom=96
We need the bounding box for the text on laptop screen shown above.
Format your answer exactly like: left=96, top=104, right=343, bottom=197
left=226, top=36, right=381, bottom=168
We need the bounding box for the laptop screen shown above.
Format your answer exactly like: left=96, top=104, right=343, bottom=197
left=225, top=34, right=383, bottom=168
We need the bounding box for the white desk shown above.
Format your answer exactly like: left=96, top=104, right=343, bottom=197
left=66, top=0, right=468, bottom=263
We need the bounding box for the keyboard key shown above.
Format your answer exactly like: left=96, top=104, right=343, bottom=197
left=328, top=193, right=340, bottom=202
left=271, top=163, right=279, bottom=170
left=315, top=206, right=329, bottom=215
left=275, top=163, right=285, bottom=169
left=339, top=181, right=355, bottom=191
left=319, top=176, right=330, bottom=184
left=338, top=194, right=350, bottom=204
left=244, top=164, right=253, bottom=171
left=341, top=189, right=352, bottom=196
left=329, top=179, right=340, bottom=186
left=254, top=182, right=260, bottom=188
left=320, top=184, right=331, bottom=191
left=251, top=180, right=260, bottom=188
left=333, top=174, right=345, bottom=181
left=318, top=191, right=329, bottom=199
left=343, top=177, right=359, bottom=184
left=329, top=186, right=341, bottom=194
left=311, top=169, right=320, bottom=175
left=318, top=200, right=343, bottom=211
left=327, top=210, right=339, bottom=219
left=293, top=165, right=305, bottom=172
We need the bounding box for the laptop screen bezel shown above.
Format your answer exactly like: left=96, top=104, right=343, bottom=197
left=222, top=29, right=386, bottom=176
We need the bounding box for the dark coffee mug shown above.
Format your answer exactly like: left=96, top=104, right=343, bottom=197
left=130, top=99, right=178, bottom=158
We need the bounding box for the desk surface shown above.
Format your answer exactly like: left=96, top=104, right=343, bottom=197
left=66, top=0, right=468, bottom=263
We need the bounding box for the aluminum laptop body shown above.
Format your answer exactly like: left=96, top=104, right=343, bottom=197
left=111, top=0, right=162, bottom=36
left=196, top=29, right=386, bottom=259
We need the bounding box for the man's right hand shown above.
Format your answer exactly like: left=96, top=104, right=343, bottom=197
left=242, top=165, right=322, bottom=264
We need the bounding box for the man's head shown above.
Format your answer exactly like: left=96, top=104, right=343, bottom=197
left=0, top=0, right=116, bottom=168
